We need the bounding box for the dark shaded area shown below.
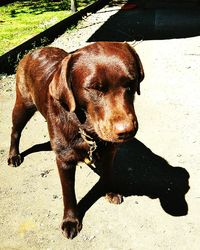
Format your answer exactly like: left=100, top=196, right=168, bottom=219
left=20, top=138, right=190, bottom=220
left=0, top=0, right=15, bottom=6
left=78, top=139, right=189, bottom=220
left=88, top=1, right=200, bottom=41
left=112, top=139, right=190, bottom=216
left=21, top=141, right=52, bottom=160
left=16, top=141, right=51, bottom=166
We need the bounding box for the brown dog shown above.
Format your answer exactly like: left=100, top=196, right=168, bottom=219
left=8, top=42, right=144, bottom=239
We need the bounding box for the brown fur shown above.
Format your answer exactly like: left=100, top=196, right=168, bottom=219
left=8, top=42, right=144, bottom=239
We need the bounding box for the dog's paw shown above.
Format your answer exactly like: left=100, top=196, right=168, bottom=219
left=105, top=192, right=124, bottom=205
left=61, top=217, right=82, bottom=239
left=8, top=154, right=23, bottom=167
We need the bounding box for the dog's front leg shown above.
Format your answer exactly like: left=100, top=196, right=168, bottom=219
left=99, top=144, right=124, bottom=205
left=56, top=157, right=82, bottom=239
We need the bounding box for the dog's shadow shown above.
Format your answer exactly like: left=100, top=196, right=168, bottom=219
left=21, top=138, right=190, bottom=220
left=78, top=139, right=190, bottom=221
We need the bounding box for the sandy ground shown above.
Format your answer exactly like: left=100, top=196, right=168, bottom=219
left=1, top=3, right=200, bottom=250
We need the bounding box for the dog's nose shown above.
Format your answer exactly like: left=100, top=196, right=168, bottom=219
left=114, top=121, right=138, bottom=140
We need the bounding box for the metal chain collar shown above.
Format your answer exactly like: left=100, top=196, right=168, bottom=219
left=79, top=128, right=97, bottom=165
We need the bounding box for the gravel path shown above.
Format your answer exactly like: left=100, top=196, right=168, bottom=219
left=51, top=4, right=123, bottom=51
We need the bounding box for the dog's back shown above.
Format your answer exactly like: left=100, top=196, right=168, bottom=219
left=15, top=47, right=68, bottom=114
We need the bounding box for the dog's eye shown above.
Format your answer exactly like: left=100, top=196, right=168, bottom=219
left=88, top=84, right=107, bottom=93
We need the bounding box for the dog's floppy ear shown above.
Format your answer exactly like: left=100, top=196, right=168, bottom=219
left=132, top=51, right=144, bottom=95
left=126, top=44, right=144, bottom=95
left=49, top=54, right=75, bottom=112
left=135, top=52, right=144, bottom=95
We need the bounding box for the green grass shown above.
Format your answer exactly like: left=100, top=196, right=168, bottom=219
left=0, top=0, right=94, bottom=56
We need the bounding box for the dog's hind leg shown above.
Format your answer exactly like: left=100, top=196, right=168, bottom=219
left=8, top=90, right=36, bottom=167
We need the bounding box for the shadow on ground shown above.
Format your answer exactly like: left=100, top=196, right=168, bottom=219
left=20, top=138, right=190, bottom=221
left=88, top=0, right=200, bottom=41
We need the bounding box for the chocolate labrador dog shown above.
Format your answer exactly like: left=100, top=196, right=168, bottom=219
left=8, top=42, right=144, bottom=239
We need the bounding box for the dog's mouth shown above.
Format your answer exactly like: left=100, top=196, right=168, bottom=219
left=86, top=116, right=138, bottom=143
left=117, top=130, right=137, bottom=142
left=95, top=127, right=138, bottom=143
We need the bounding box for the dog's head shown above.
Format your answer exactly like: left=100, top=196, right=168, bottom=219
left=50, top=42, right=144, bottom=143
